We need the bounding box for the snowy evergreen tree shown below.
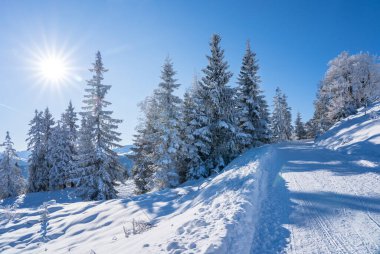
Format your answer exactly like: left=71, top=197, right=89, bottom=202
left=146, top=58, right=183, bottom=190
left=236, top=41, right=270, bottom=150
left=77, top=51, right=124, bottom=200
left=27, top=110, right=43, bottom=192
left=61, top=101, right=79, bottom=187
left=271, top=88, right=292, bottom=142
left=27, top=108, right=55, bottom=192
left=294, top=112, right=307, bottom=140
left=197, top=34, right=237, bottom=173
left=0, top=132, right=26, bottom=199
left=179, top=75, right=208, bottom=180
left=61, top=101, right=78, bottom=151
left=47, top=123, right=74, bottom=190
left=130, top=96, right=158, bottom=194
left=314, top=52, right=380, bottom=128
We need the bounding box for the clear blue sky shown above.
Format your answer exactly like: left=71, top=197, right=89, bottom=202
left=0, top=0, right=379, bottom=150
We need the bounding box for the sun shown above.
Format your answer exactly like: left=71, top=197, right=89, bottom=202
left=37, top=55, right=68, bottom=83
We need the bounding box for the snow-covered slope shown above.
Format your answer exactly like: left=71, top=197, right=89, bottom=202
left=0, top=145, right=273, bottom=254
left=316, top=102, right=380, bottom=158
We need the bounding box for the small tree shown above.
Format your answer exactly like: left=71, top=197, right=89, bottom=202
left=271, top=87, right=292, bottom=142
left=0, top=132, right=26, bottom=199
left=294, top=112, right=307, bottom=140
left=48, top=123, right=73, bottom=190
left=179, top=76, right=208, bottom=180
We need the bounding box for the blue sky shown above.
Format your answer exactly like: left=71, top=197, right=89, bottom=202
left=0, top=0, right=379, bottom=150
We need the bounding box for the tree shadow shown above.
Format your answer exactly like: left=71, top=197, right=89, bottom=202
left=251, top=169, right=293, bottom=253
left=288, top=191, right=380, bottom=228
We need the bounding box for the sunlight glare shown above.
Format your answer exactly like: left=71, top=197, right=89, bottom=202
left=38, top=55, right=68, bottom=83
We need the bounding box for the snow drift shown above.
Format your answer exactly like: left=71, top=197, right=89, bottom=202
left=317, top=101, right=380, bottom=158
left=0, top=146, right=273, bottom=254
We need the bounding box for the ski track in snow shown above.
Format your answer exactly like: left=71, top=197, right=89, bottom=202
left=251, top=141, right=380, bottom=254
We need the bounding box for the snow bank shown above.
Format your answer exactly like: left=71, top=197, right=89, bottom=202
left=316, top=102, right=380, bottom=158
left=0, top=146, right=273, bottom=254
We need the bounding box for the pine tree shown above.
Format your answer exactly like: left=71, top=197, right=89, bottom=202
left=130, top=96, right=158, bottom=193
left=198, top=34, right=237, bottom=173
left=0, top=132, right=26, bottom=199
left=27, top=110, right=43, bottom=192
left=41, top=108, right=55, bottom=190
left=77, top=51, right=124, bottom=200
left=236, top=41, right=270, bottom=150
left=179, top=76, right=208, bottom=180
left=61, top=101, right=78, bottom=187
left=271, top=88, right=292, bottom=142
left=27, top=108, right=54, bottom=192
left=47, top=123, right=74, bottom=190
left=146, top=58, right=183, bottom=190
left=294, top=112, right=307, bottom=140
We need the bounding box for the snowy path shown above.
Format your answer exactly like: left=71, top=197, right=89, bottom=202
left=252, top=141, right=380, bottom=253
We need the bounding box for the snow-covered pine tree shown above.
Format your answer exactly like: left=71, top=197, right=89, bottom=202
left=47, top=123, right=73, bottom=190
left=236, top=41, right=270, bottom=150
left=146, top=58, right=183, bottom=190
left=294, top=112, right=307, bottom=140
left=77, top=51, right=124, bottom=200
left=27, top=110, right=44, bottom=192
left=75, top=116, right=96, bottom=188
left=61, top=101, right=79, bottom=187
left=179, top=75, right=208, bottom=180
left=0, top=132, right=26, bottom=199
left=27, top=108, right=54, bottom=192
left=271, top=87, right=292, bottom=142
left=41, top=107, right=55, bottom=189
left=198, top=34, right=237, bottom=173
left=130, top=96, right=159, bottom=194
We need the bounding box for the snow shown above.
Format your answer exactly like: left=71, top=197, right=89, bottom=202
left=316, top=101, right=380, bottom=158
left=0, top=145, right=272, bottom=254
left=252, top=141, right=380, bottom=253
left=1, top=103, right=380, bottom=253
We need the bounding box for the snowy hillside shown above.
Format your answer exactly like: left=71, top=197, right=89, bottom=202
left=317, top=102, right=380, bottom=158
left=0, top=146, right=273, bottom=254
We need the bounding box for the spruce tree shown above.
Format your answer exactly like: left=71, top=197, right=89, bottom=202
left=61, top=101, right=78, bottom=187
left=180, top=76, right=208, bottom=179
left=271, top=88, right=292, bottom=142
left=294, top=112, right=307, bottom=140
left=146, top=58, right=183, bottom=190
left=47, top=123, right=73, bottom=190
left=130, top=96, right=158, bottom=193
left=77, top=51, right=124, bottom=200
left=27, top=108, right=54, bottom=192
left=198, top=34, right=237, bottom=173
left=236, top=41, right=270, bottom=150
left=0, top=132, right=26, bottom=199
left=27, top=110, right=43, bottom=192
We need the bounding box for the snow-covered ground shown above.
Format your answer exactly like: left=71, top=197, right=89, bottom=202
left=1, top=105, right=380, bottom=253
left=0, top=146, right=273, bottom=254
left=317, top=101, right=380, bottom=159
left=252, top=141, right=380, bottom=253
